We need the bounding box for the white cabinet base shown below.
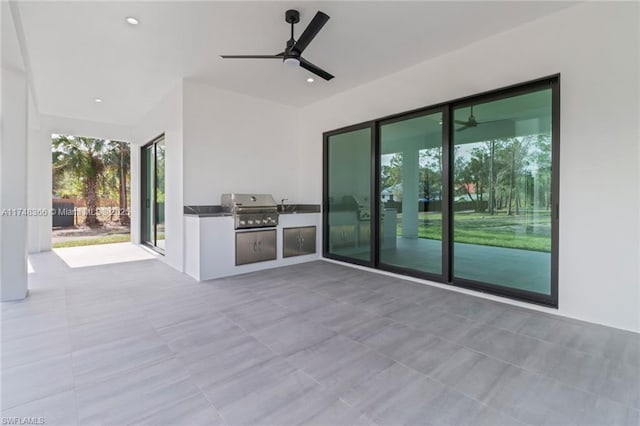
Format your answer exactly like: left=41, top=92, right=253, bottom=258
left=184, top=213, right=321, bottom=281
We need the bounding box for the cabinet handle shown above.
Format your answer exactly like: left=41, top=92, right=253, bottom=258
left=257, top=240, right=262, bottom=251
left=253, top=241, right=258, bottom=252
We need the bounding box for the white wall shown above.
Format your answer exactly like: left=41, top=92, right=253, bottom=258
left=129, top=80, right=302, bottom=273
left=1, top=68, right=29, bottom=301
left=299, top=2, right=640, bottom=332
left=44, top=115, right=132, bottom=142
left=131, top=84, right=183, bottom=271
left=1, top=2, right=29, bottom=300
left=182, top=80, right=300, bottom=205
left=26, top=89, right=50, bottom=253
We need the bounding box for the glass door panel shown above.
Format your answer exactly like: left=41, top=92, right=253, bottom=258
left=452, top=88, right=553, bottom=295
left=155, top=140, right=165, bottom=250
left=141, top=145, right=154, bottom=246
left=379, top=112, right=443, bottom=275
left=141, top=136, right=165, bottom=252
left=326, top=127, right=372, bottom=264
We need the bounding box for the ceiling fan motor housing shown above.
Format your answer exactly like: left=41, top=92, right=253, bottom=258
left=285, top=10, right=300, bottom=24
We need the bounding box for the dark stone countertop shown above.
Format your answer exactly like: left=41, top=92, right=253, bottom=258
left=183, top=205, right=231, bottom=217
left=277, top=204, right=321, bottom=214
left=184, top=204, right=321, bottom=217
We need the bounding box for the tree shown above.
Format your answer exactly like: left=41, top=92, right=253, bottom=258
left=419, top=147, right=443, bottom=202
left=52, top=135, right=107, bottom=226
left=496, top=137, right=531, bottom=215
left=453, top=147, right=471, bottom=202
left=104, top=141, right=131, bottom=225
left=53, top=135, right=131, bottom=227
left=459, top=145, right=491, bottom=211
left=532, top=134, right=552, bottom=210
left=380, top=153, right=403, bottom=199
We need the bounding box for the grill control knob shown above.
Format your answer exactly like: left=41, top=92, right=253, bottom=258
left=240, top=220, right=246, bottom=225
left=263, top=219, right=268, bottom=224
left=248, top=220, right=254, bottom=225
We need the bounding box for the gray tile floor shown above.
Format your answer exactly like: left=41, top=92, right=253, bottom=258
left=2, top=252, right=639, bottom=425
left=336, top=238, right=551, bottom=294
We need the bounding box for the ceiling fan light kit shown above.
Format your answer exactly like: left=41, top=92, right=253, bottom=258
left=283, top=57, right=300, bottom=67
left=220, top=9, right=334, bottom=81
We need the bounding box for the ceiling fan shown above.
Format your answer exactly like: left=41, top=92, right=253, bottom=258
left=455, top=106, right=503, bottom=132
left=220, top=9, right=334, bottom=81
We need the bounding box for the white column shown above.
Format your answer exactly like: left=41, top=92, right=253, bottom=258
left=1, top=67, right=29, bottom=300
left=401, top=148, right=419, bottom=239
left=27, top=95, right=51, bottom=253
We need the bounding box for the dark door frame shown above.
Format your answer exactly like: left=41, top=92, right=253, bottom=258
left=140, top=134, right=165, bottom=254
left=323, top=122, right=376, bottom=268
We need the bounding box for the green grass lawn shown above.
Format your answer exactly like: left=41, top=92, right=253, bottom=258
left=397, top=210, right=551, bottom=252
left=53, top=233, right=130, bottom=248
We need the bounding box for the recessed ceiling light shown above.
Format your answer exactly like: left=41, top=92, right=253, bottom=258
left=94, top=98, right=103, bottom=103
left=126, top=17, right=139, bottom=25
left=306, top=77, right=314, bottom=83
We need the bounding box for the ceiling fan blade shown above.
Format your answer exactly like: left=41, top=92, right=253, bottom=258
left=454, top=120, right=469, bottom=125
left=293, top=11, right=329, bottom=55
left=456, top=126, right=472, bottom=132
left=220, top=54, right=284, bottom=59
left=299, top=57, right=334, bottom=80
left=477, top=119, right=509, bottom=125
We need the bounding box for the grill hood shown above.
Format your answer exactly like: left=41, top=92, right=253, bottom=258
left=221, top=194, right=278, bottom=212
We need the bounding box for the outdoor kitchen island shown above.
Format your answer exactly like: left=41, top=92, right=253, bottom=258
left=184, top=200, right=321, bottom=281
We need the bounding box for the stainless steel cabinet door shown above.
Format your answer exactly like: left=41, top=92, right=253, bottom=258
left=299, top=226, right=316, bottom=255
left=236, top=230, right=277, bottom=265
left=283, top=226, right=316, bottom=258
left=283, top=228, right=300, bottom=258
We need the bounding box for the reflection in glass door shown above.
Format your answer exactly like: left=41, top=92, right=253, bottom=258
left=324, top=126, right=372, bottom=265
left=323, top=77, right=558, bottom=306
left=452, top=88, right=553, bottom=296
left=379, top=111, right=444, bottom=276
left=141, top=136, right=165, bottom=252
left=155, top=140, right=165, bottom=250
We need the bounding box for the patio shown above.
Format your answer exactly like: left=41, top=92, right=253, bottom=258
left=1, top=245, right=638, bottom=425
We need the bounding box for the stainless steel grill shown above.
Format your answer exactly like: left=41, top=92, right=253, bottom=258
left=342, top=195, right=371, bottom=221
left=221, top=193, right=279, bottom=229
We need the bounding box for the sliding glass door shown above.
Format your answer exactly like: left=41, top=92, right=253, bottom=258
left=141, top=136, right=165, bottom=252
left=379, top=110, right=444, bottom=277
left=452, top=87, right=554, bottom=298
left=324, top=125, right=373, bottom=265
left=323, top=76, right=558, bottom=306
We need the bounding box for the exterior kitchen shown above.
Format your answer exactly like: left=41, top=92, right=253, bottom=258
left=128, top=80, right=332, bottom=279
left=184, top=194, right=320, bottom=280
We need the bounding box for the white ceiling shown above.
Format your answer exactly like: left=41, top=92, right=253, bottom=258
left=16, top=1, right=578, bottom=126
